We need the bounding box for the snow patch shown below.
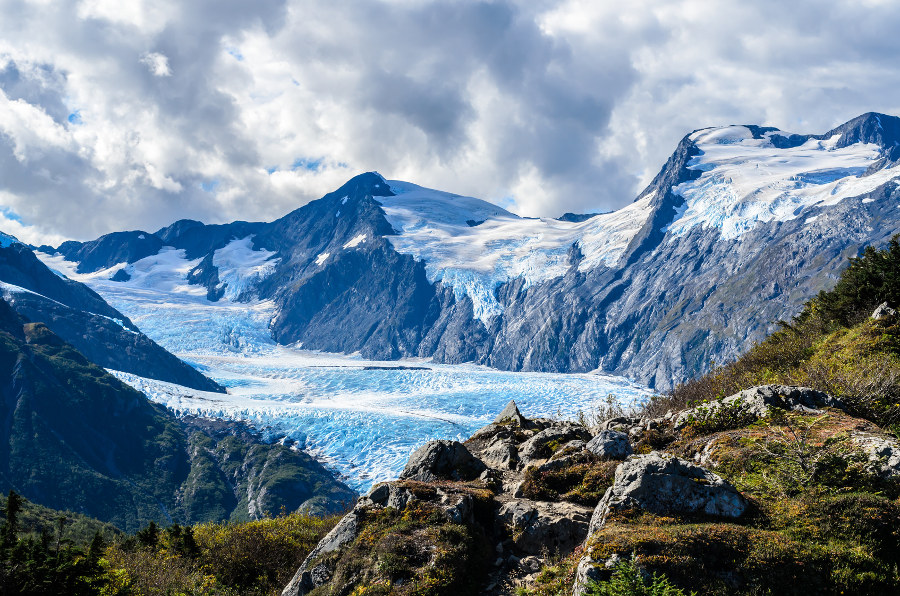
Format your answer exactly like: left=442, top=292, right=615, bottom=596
left=343, top=234, right=367, bottom=249
left=315, top=252, right=330, bottom=266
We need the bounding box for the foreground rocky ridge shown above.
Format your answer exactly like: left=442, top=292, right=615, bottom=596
left=282, top=386, right=900, bottom=596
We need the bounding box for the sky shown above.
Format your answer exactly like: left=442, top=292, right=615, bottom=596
left=1, top=0, right=900, bottom=245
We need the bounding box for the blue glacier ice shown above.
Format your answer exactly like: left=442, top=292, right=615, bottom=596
left=38, top=249, right=653, bottom=491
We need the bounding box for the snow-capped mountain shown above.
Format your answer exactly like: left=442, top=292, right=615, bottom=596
left=39, top=112, right=900, bottom=389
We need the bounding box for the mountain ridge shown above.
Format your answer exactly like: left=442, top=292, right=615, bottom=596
left=34, top=112, right=900, bottom=388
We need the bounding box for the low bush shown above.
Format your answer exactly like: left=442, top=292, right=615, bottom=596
left=519, top=458, right=618, bottom=506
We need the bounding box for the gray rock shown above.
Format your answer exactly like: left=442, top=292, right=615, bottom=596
left=282, top=506, right=364, bottom=596
left=494, top=400, right=537, bottom=428
left=365, top=482, right=414, bottom=510
left=399, top=440, right=486, bottom=482
left=674, top=385, right=842, bottom=430
left=601, top=416, right=642, bottom=432
left=585, top=430, right=633, bottom=460
left=438, top=490, right=474, bottom=524
left=519, top=424, right=591, bottom=463
left=853, top=434, right=900, bottom=478
left=872, top=301, right=897, bottom=321
left=480, top=438, right=520, bottom=470
left=498, top=499, right=591, bottom=555
left=588, top=452, right=747, bottom=534
left=572, top=555, right=606, bottom=596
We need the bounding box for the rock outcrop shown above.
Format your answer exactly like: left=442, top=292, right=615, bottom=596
left=285, top=403, right=629, bottom=595
left=399, top=440, right=487, bottom=482
left=674, top=384, right=844, bottom=430
left=588, top=452, right=748, bottom=534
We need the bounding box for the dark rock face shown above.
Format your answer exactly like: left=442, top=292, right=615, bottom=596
left=0, top=244, right=224, bottom=392
left=399, top=440, right=486, bottom=482
left=56, top=230, right=163, bottom=273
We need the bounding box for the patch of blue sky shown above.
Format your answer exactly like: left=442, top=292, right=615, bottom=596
left=225, top=46, right=244, bottom=61
left=67, top=110, right=83, bottom=125
left=200, top=180, right=220, bottom=193
left=292, top=157, right=324, bottom=172
left=0, top=207, right=22, bottom=223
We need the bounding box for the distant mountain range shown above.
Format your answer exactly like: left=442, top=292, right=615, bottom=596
left=28, top=112, right=900, bottom=389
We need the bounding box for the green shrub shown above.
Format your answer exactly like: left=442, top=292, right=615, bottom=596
left=586, top=555, right=693, bottom=596
left=520, top=459, right=617, bottom=505
left=680, top=398, right=759, bottom=437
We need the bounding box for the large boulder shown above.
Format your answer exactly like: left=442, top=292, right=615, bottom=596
left=480, top=438, right=520, bottom=470
left=585, top=430, right=632, bottom=460
left=399, top=440, right=486, bottom=482
left=674, top=385, right=843, bottom=430
left=588, top=452, right=747, bottom=534
left=498, top=499, right=591, bottom=555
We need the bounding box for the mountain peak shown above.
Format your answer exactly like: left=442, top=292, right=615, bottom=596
left=824, top=112, right=900, bottom=152
left=330, top=171, right=395, bottom=201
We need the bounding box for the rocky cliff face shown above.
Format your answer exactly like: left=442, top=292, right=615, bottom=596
left=44, top=113, right=900, bottom=389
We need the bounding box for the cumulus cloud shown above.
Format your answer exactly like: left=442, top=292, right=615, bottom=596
left=0, top=0, right=899, bottom=243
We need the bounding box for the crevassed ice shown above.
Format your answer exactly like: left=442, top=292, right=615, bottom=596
left=669, top=126, right=897, bottom=240
left=35, top=244, right=653, bottom=491
left=379, top=180, right=652, bottom=323
left=108, top=357, right=651, bottom=492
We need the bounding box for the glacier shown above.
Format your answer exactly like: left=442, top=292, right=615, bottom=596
left=37, top=248, right=652, bottom=491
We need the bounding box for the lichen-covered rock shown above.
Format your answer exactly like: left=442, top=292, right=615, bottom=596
left=281, top=506, right=364, bottom=596
left=498, top=499, right=591, bottom=555
left=872, top=301, right=897, bottom=321
left=674, top=385, right=843, bottom=430
left=853, top=434, right=900, bottom=478
left=588, top=452, right=747, bottom=534
left=586, top=430, right=633, bottom=460
left=519, top=424, right=591, bottom=464
left=400, top=440, right=486, bottom=482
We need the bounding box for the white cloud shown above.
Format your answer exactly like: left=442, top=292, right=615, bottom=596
left=0, top=0, right=899, bottom=242
left=140, top=52, right=172, bottom=77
